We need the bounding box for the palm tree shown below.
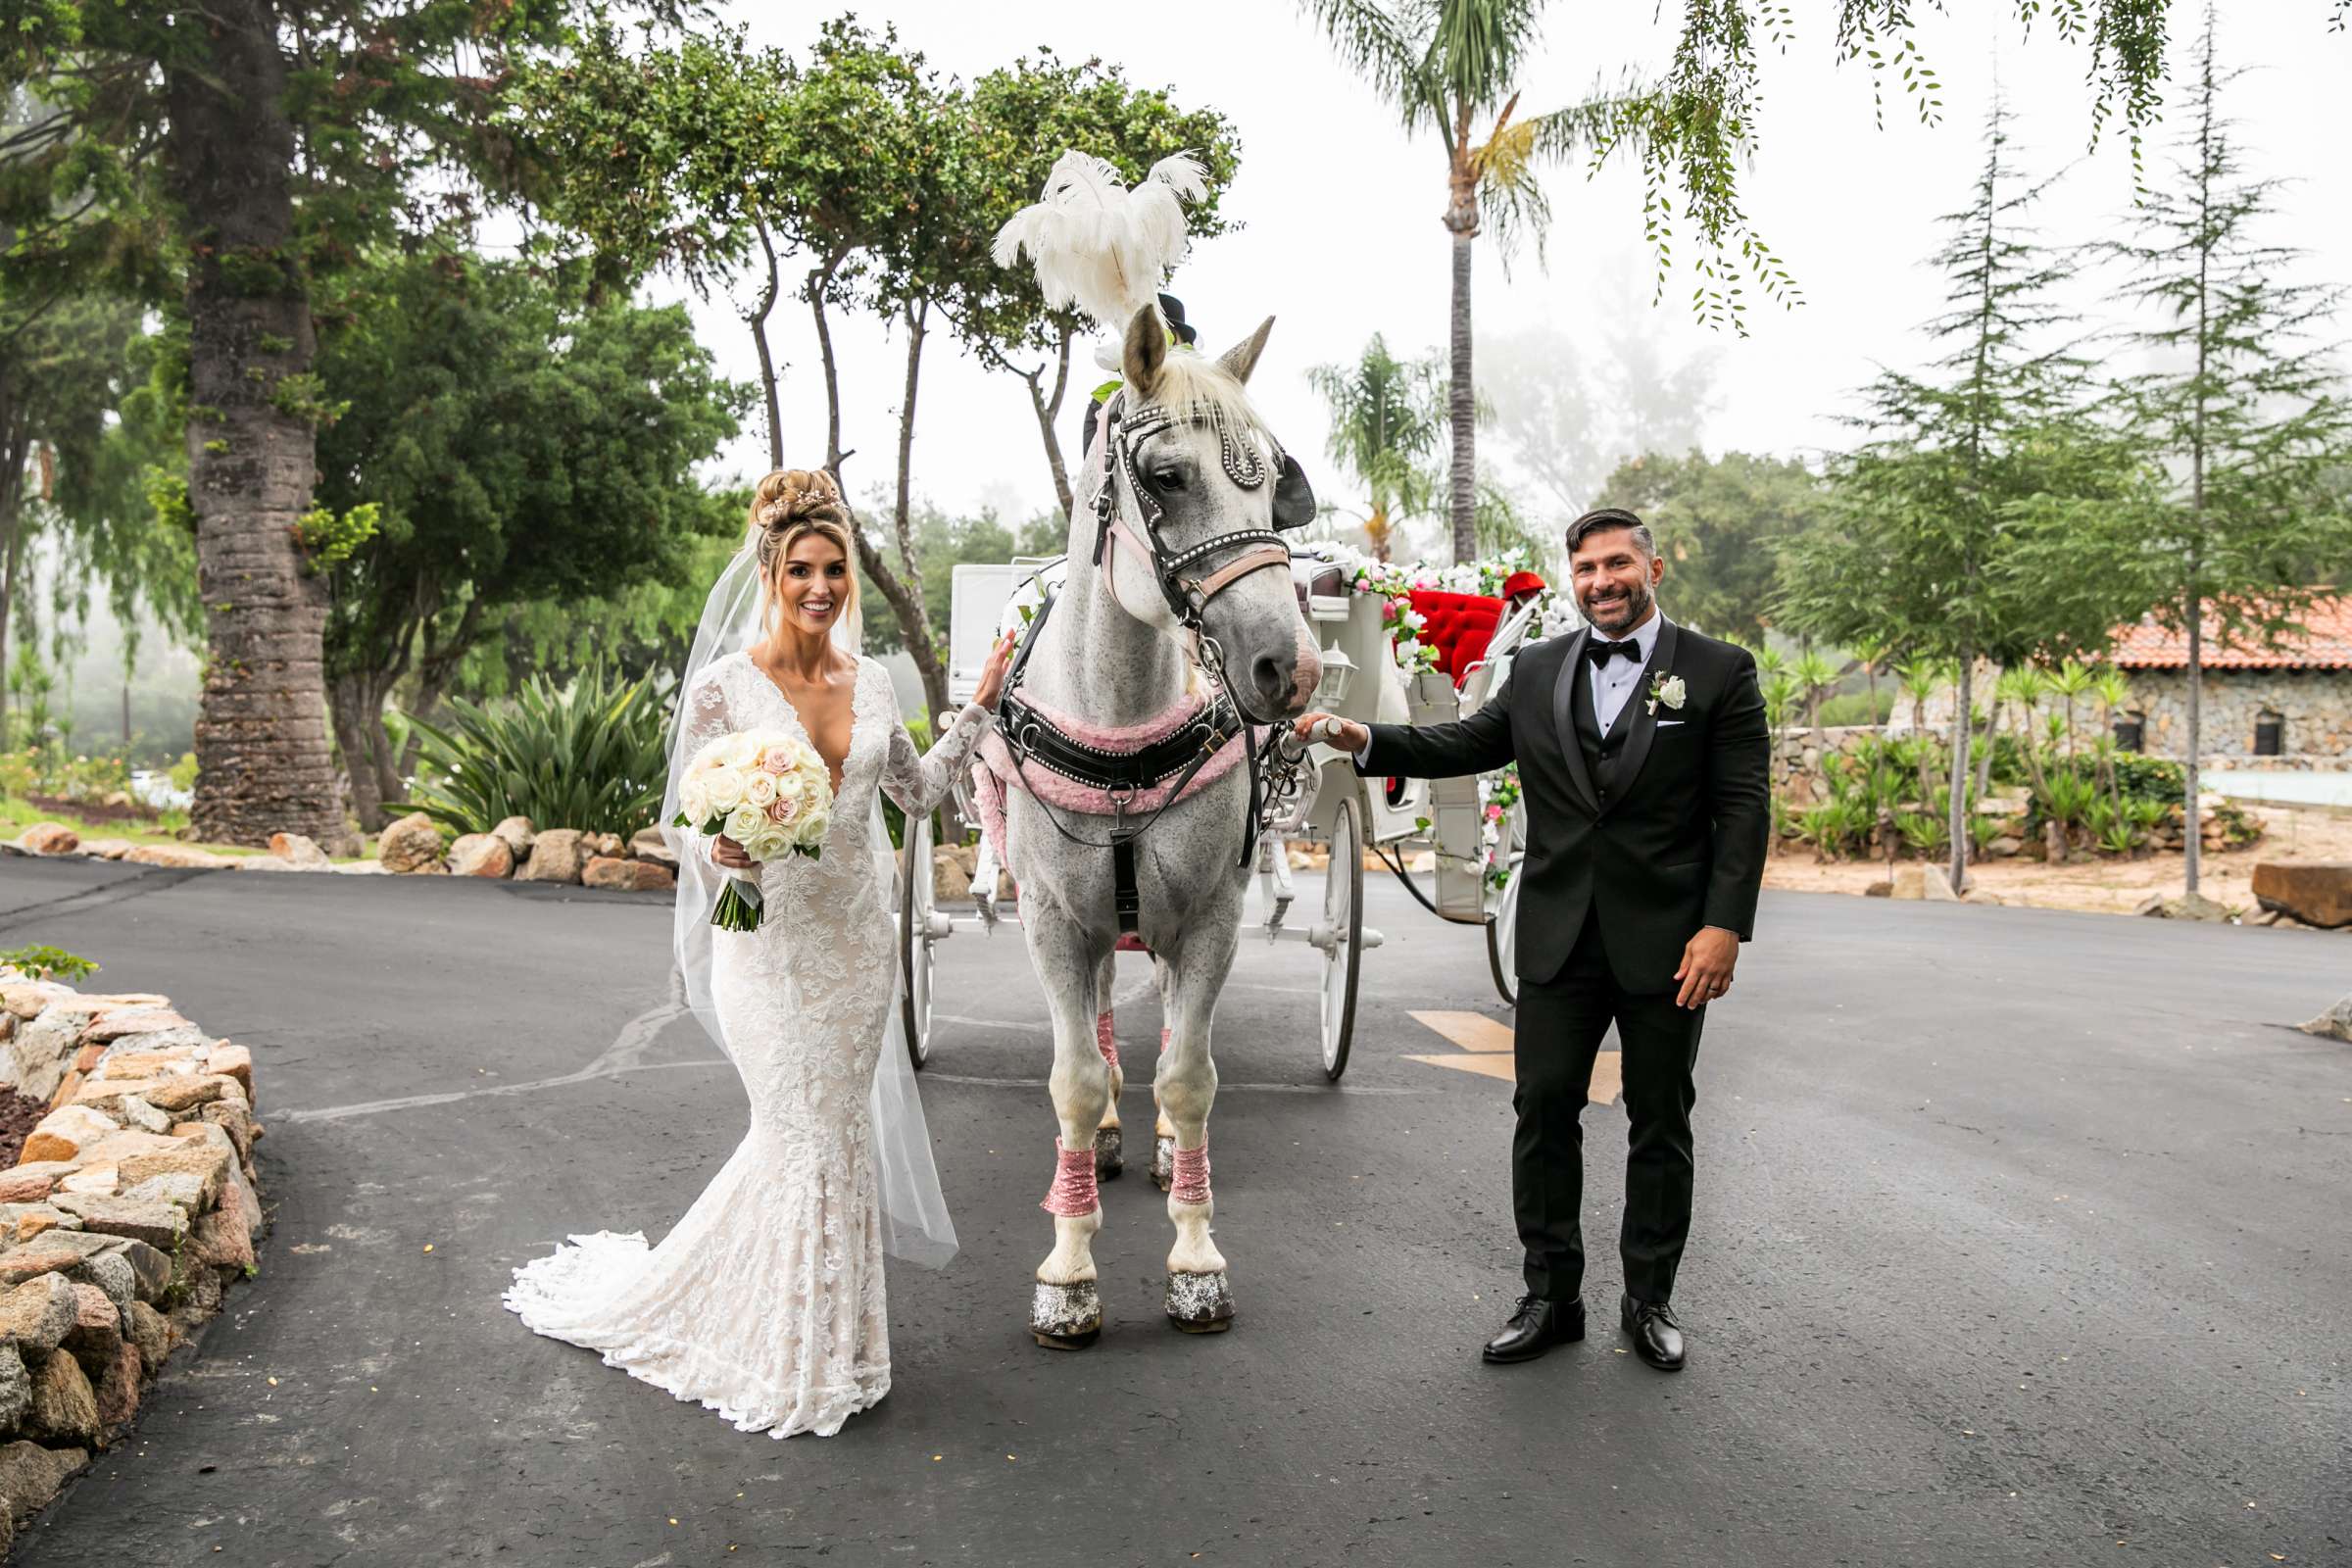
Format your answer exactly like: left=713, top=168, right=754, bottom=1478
left=2047, top=661, right=2097, bottom=761
left=1895, top=658, right=1946, bottom=807
left=1993, top=665, right=2050, bottom=801
left=1792, top=649, right=1836, bottom=747
left=1306, top=335, right=1446, bottom=562
left=1849, top=636, right=1888, bottom=728
left=1301, top=0, right=1632, bottom=563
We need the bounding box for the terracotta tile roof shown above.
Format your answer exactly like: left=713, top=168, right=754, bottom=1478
left=2108, top=595, right=2352, bottom=670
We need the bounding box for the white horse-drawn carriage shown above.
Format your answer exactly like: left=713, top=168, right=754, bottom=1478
left=895, top=545, right=1554, bottom=1080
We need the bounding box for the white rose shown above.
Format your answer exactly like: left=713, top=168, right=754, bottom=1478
left=704, top=765, right=746, bottom=814
left=678, top=777, right=711, bottom=827
left=797, top=808, right=831, bottom=847
left=725, top=803, right=766, bottom=846
left=743, top=771, right=778, bottom=808
left=1660, top=676, right=1688, bottom=710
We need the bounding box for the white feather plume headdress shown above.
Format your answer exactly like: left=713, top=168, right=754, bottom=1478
left=991, top=151, right=1207, bottom=334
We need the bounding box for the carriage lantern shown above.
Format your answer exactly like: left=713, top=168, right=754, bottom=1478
left=1312, top=644, right=1356, bottom=710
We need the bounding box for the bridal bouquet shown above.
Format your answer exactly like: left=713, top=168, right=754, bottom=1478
left=673, top=729, right=835, bottom=932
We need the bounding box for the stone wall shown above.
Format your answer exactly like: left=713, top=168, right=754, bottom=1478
left=0, top=971, right=267, bottom=1547
left=2119, top=667, right=2352, bottom=765
left=1904, top=663, right=2352, bottom=768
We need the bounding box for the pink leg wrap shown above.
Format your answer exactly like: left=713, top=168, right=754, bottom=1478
left=1159, top=1026, right=1172, bottom=1055
left=1170, top=1142, right=1212, bottom=1206
left=1041, top=1140, right=1100, bottom=1217
left=1096, top=1011, right=1118, bottom=1068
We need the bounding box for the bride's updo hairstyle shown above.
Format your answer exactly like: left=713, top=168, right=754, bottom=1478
left=751, top=467, right=859, bottom=633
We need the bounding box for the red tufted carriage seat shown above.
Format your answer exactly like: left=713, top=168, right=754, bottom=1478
left=1404, top=571, right=1546, bottom=687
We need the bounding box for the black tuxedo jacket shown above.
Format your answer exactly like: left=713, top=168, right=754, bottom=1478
left=1359, top=618, right=1770, bottom=993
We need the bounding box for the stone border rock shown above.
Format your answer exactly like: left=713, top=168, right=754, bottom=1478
left=4, top=815, right=677, bottom=893
left=0, top=969, right=268, bottom=1549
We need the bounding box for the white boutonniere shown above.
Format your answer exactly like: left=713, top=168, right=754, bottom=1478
left=1646, top=672, right=1687, bottom=716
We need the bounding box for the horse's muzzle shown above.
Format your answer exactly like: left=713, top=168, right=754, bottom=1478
left=1241, top=625, right=1322, bottom=723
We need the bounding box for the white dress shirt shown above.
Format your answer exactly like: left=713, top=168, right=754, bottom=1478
left=1584, top=608, right=1668, bottom=733
left=1351, top=606, right=1669, bottom=765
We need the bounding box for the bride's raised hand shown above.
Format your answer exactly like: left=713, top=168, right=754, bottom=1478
left=973, top=629, right=1016, bottom=711
left=712, top=834, right=760, bottom=870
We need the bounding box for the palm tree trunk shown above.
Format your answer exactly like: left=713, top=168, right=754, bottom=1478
left=1446, top=229, right=1477, bottom=564
left=165, top=1, right=349, bottom=853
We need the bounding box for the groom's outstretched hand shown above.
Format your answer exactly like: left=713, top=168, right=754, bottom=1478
left=1292, top=711, right=1370, bottom=754
left=1674, top=926, right=1740, bottom=1010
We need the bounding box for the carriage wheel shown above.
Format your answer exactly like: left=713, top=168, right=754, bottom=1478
left=1318, top=794, right=1363, bottom=1080
left=1486, top=865, right=1522, bottom=1007
left=1486, top=803, right=1526, bottom=1007
left=899, top=811, right=938, bottom=1069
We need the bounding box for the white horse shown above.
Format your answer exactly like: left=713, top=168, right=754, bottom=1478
left=982, top=304, right=1321, bottom=1347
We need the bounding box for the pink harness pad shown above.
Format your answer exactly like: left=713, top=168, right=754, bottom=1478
left=971, top=687, right=1265, bottom=869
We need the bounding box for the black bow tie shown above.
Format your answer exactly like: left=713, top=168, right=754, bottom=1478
left=1585, top=638, right=1641, bottom=665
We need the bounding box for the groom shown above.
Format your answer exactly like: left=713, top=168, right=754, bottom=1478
left=1295, top=508, right=1769, bottom=1370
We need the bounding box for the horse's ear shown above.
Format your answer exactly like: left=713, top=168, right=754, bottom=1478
left=1216, top=316, right=1275, bottom=385
left=1272, top=452, right=1316, bottom=530
left=1123, top=303, right=1168, bottom=399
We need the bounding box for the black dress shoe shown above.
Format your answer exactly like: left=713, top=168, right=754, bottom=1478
left=1481, top=1295, right=1586, bottom=1364
left=1619, top=1293, right=1685, bottom=1371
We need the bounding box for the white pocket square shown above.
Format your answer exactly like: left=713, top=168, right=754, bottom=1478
left=1656, top=718, right=1688, bottom=728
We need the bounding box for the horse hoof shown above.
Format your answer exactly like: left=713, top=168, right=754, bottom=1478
left=1030, top=1279, right=1102, bottom=1349
left=1152, top=1135, right=1175, bottom=1193
left=1164, top=1270, right=1235, bottom=1333
left=1093, top=1125, right=1123, bottom=1180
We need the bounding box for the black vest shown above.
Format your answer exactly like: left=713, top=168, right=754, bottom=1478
left=1571, top=654, right=1640, bottom=807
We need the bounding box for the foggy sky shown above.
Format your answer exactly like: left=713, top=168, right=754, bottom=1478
left=689, top=2, right=2352, bottom=530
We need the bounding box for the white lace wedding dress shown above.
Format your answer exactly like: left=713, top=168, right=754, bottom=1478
left=505, top=654, right=987, bottom=1439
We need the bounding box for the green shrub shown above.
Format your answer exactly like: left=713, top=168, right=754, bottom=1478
left=1818, top=691, right=1895, bottom=727
left=0, top=945, right=98, bottom=982
left=401, top=663, right=669, bottom=838
left=2109, top=751, right=2185, bottom=806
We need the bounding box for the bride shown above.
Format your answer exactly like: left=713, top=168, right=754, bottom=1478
left=506, top=467, right=1010, bottom=1439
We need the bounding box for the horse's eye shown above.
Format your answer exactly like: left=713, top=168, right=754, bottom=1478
left=1152, top=466, right=1186, bottom=491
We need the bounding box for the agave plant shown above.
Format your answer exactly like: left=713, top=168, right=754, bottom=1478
left=1894, top=810, right=1942, bottom=858
left=2046, top=661, right=2098, bottom=760
left=1762, top=672, right=1802, bottom=736
left=2038, top=766, right=2101, bottom=850
left=1792, top=649, right=1838, bottom=743
left=401, top=664, right=672, bottom=838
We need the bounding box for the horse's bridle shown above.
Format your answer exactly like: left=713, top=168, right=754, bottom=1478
left=1089, top=391, right=1296, bottom=644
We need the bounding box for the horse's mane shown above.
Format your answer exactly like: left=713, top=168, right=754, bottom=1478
left=1145, top=351, right=1280, bottom=459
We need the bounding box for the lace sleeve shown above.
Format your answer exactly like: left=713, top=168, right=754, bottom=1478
left=881, top=687, right=991, bottom=818
left=673, top=670, right=733, bottom=863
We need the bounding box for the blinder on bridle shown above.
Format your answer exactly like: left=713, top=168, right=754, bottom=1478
left=1091, top=390, right=1315, bottom=634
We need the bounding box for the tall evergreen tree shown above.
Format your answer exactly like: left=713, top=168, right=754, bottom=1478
left=1777, top=104, right=2139, bottom=894
left=2079, top=9, right=2352, bottom=898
